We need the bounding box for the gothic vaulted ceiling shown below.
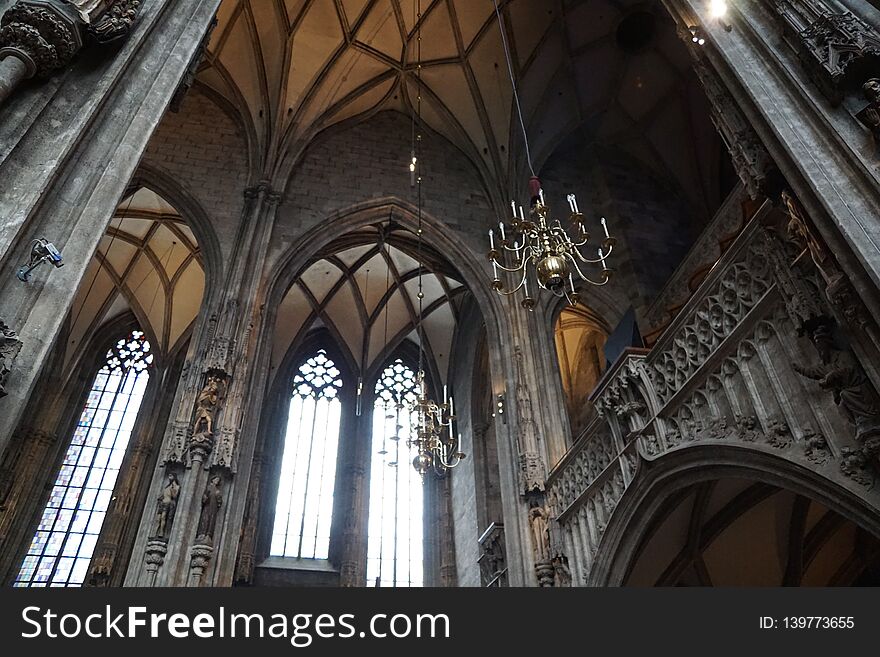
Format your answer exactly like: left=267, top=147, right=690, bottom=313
left=200, top=0, right=720, bottom=217
left=67, top=189, right=205, bottom=366
left=272, top=225, right=463, bottom=382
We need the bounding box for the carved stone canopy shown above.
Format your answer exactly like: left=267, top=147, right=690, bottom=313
left=775, top=3, right=880, bottom=105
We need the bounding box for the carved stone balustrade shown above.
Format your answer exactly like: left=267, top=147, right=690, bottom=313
left=547, top=199, right=880, bottom=584
left=477, top=522, right=507, bottom=587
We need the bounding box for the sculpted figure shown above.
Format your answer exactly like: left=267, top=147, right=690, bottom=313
left=193, top=375, right=223, bottom=436
left=528, top=503, right=550, bottom=563
left=793, top=320, right=880, bottom=443
left=154, top=472, right=180, bottom=538
left=196, top=474, right=223, bottom=543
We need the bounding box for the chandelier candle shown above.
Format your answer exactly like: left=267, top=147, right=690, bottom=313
left=487, top=175, right=615, bottom=309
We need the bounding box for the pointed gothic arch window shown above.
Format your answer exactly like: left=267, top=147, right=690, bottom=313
left=14, top=331, right=153, bottom=587
left=367, top=358, right=423, bottom=587
left=270, top=349, right=343, bottom=560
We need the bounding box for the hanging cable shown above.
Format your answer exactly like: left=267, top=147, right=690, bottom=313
left=415, top=0, right=425, bottom=378
left=69, top=194, right=134, bottom=333
left=492, top=0, right=536, bottom=177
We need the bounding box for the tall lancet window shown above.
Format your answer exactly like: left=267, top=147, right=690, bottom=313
left=15, top=331, right=153, bottom=587
left=270, top=349, right=343, bottom=559
left=367, top=359, right=423, bottom=587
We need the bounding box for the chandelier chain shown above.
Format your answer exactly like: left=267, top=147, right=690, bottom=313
left=492, top=0, right=536, bottom=178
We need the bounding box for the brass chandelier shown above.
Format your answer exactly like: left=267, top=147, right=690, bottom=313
left=488, top=176, right=614, bottom=309
left=410, top=372, right=464, bottom=477
left=488, top=0, right=614, bottom=309
left=406, top=0, right=465, bottom=478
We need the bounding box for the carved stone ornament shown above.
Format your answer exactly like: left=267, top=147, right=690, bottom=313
left=793, top=317, right=880, bottom=446
left=551, top=554, right=572, bottom=587
left=478, top=523, right=507, bottom=587
left=513, top=346, right=546, bottom=493
left=689, top=56, right=776, bottom=199
left=143, top=538, right=167, bottom=585
left=188, top=543, right=214, bottom=586
left=0, top=320, right=23, bottom=398
left=528, top=502, right=551, bottom=564
left=774, top=3, right=880, bottom=105
left=858, top=78, right=880, bottom=142
left=0, top=1, right=82, bottom=76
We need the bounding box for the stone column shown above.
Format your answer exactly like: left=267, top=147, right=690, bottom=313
left=124, top=183, right=280, bottom=586
left=0, top=0, right=222, bottom=460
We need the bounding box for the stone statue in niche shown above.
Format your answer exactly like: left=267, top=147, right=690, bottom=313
left=0, top=321, right=23, bottom=398
left=195, top=474, right=223, bottom=544
left=528, top=502, right=550, bottom=563
left=193, top=374, right=224, bottom=437
left=782, top=189, right=833, bottom=279
left=153, top=472, right=180, bottom=539
left=793, top=318, right=880, bottom=450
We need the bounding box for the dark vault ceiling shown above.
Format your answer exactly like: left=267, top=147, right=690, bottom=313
left=199, top=0, right=721, bottom=218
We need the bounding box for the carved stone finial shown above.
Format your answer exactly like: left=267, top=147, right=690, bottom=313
left=88, top=0, right=141, bottom=44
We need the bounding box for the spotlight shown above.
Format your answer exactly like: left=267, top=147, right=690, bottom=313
left=709, top=0, right=727, bottom=19
left=17, top=238, right=64, bottom=282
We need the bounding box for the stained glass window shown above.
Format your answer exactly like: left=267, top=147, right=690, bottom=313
left=14, top=331, right=153, bottom=587
left=270, top=349, right=343, bottom=559
left=367, top=359, right=423, bottom=587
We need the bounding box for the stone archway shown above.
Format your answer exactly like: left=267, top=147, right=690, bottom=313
left=588, top=447, right=880, bottom=586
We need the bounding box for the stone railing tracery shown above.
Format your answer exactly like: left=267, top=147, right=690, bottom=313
left=547, top=200, right=880, bottom=585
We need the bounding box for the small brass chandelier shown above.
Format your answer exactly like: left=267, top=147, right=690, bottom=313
left=406, top=0, right=465, bottom=478
left=488, top=176, right=615, bottom=309
left=488, top=0, right=614, bottom=309
left=409, top=372, right=465, bottom=477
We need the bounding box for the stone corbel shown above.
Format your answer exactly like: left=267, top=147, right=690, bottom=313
left=0, top=319, right=23, bottom=398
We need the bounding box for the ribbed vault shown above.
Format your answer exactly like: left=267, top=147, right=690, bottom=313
left=66, top=189, right=205, bottom=365
left=272, top=224, right=464, bottom=382
left=200, top=0, right=720, bottom=216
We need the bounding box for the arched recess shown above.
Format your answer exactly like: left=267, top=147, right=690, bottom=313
left=245, top=198, right=534, bottom=585
left=551, top=302, right=612, bottom=439
left=589, top=447, right=880, bottom=586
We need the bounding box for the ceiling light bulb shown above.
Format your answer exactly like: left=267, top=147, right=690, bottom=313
left=709, top=0, right=728, bottom=19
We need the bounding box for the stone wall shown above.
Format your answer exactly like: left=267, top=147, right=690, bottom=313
left=141, top=87, right=250, bottom=263
left=271, top=110, right=494, bottom=267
